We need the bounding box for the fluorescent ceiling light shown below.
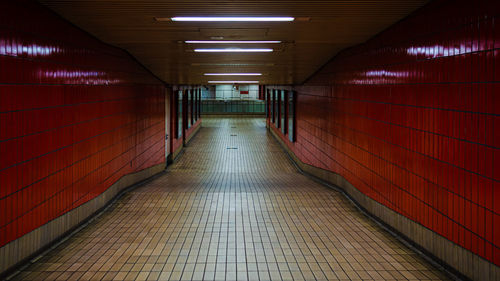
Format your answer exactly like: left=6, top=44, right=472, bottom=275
left=186, top=40, right=281, bottom=44
left=204, top=73, right=262, bottom=76
left=208, top=81, right=259, bottom=83
left=171, top=17, right=294, bottom=22
left=194, top=48, right=272, bottom=52
left=192, top=63, right=274, bottom=66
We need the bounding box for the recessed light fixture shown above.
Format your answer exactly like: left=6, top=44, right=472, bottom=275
left=204, top=73, right=262, bottom=76
left=171, top=17, right=294, bottom=22
left=194, top=48, right=272, bottom=52
left=208, top=81, right=259, bottom=84
left=186, top=40, right=281, bottom=44
left=191, top=63, right=275, bottom=66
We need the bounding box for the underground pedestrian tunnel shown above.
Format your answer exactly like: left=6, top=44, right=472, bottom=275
left=0, top=1, right=498, bottom=280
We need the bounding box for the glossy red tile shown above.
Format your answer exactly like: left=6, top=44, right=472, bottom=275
left=267, top=0, right=499, bottom=267
left=0, top=1, right=166, bottom=248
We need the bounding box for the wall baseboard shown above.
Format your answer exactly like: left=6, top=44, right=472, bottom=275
left=0, top=163, right=166, bottom=279
left=269, top=127, right=499, bottom=281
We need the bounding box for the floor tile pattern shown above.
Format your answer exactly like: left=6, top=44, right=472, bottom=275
left=11, top=117, right=450, bottom=280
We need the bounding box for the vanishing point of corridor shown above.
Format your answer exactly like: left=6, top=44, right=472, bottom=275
left=12, top=118, right=450, bottom=281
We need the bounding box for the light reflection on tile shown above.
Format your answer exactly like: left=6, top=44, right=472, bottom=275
left=11, top=118, right=450, bottom=281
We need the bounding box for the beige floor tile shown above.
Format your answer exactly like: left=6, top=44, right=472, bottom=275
left=11, top=118, right=451, bottom=281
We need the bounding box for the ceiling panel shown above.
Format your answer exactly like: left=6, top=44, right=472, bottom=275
left=38, top=0, right=429, bottom=85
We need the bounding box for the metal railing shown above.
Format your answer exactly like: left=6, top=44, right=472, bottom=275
left=201, top=99, right=265, bottom=114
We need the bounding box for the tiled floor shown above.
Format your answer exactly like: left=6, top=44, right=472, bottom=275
left=11, top=117, right=451, bottom=281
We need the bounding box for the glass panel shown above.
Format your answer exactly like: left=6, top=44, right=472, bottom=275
left=190, top=90, right=194, bottom=125
left=195, top=90, right=199, bottom=118
left=216, top=101, right=223, bottom=113
left=239, top=101, right=244, bottom=113
left=187, top=90, right=191, bottom=128
left=258, top=101, right=265, bottom=113
left=277, top=90, right=281, bottom=128
left=198, top=99, right=265, bottom=114
left=198, top=89, right=202, bottom=118
left=265, top=91, right=268, bottom=117
left=275, top=90, right=279, bottom=124
left=288, top=91, right=295, bottom=142
left=191, top=90, right=195, bottom=124
left=178, top=91, right=183, bottom=138
left=272, top=90, right=276, bottom=123
left=194, top=89, right=197, bottom=122
left=198, top=90, right=201, bottom=118
left=281, top=90, right=286, bottom=134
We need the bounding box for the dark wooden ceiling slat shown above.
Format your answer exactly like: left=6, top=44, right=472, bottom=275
left=39, top=0, right=428, bottom=84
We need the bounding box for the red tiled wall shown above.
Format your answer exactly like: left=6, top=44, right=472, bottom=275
left=273, top=0, right=500, bottom=265
left=0, top=0, right=165, bottom=247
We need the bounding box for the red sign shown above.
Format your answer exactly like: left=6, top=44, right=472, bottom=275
left=240, top=91, right=249, bottom=95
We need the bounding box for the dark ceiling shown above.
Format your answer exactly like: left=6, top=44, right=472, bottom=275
left=38, top=0, right=429, bottom=85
